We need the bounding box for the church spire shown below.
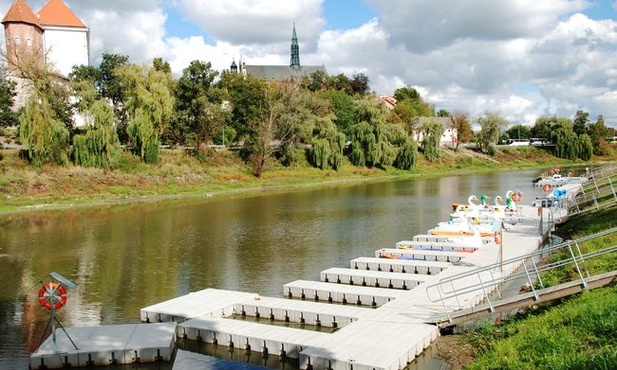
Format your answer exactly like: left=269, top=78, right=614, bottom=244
left=290, top=23, right=300, bottom=69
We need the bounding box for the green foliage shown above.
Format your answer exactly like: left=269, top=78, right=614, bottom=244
left=19, top=93, right=70, bottom=167
left=0, top=69, right=18, bottom=128
left=173, top=60, right=222, bottom=150
left=573, top=110, right=589, bottom=136
left=393, top=86, right=434, bottom=117
left=505, top=124, right=531, bottom=140
left=346, top=99, right=405, bottom=168
left=476, top=112, right=508, bottom=155
left=552, top=125, right=579, bottom=160
left=452, top=111, right=473, bottom=148
left=307, top=118, right=345, bottom=170
left=577, top=133, right=593, bottom=161
left=318, top=90, right=356, bottom=135
left=419, top=119, right=443, bottom=162
left=71, top=99, right=120, bottom=169
left=128, top=108, right=160, bottom=164
left=118, top=64, right=174, bottom=163
left=588, top=115, right=612, bottom=155
left=466, top=285, right=617, bottom=370
left=384, top=123, right=418, bottom=170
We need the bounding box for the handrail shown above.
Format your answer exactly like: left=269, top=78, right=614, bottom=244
left=425, top=227, right=617, bottom=322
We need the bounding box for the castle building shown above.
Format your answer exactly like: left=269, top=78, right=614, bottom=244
left=231, top=23, right=326, bottom=81
left=2, top=0, right=89, bottom=77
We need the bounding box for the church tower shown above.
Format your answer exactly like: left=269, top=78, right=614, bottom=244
left=2, top=0, right=45, bottom=71
left=290, top=23, right=300, bottom=69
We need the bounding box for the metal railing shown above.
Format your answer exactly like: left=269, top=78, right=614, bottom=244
left=425, top=227, right=617, bottom=323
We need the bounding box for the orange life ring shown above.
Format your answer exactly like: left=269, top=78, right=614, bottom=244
left=542, top=184, right=551, bottom=193
left=38, top=283, right=67, bottom=311
left=494, top=231, right=501, bottom=245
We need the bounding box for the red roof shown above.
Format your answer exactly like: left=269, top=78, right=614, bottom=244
left=2, top=0, right=40, bottom=26
left=37, top=0, right=86, bottom=28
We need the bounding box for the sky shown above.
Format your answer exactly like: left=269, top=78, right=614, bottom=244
left=2, top=0, right=617, bottom=128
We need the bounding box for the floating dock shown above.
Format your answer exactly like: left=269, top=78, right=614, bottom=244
left=33, top=204, right=551, bottom=370
left=139, top=205, right=548, bottom=370
left=30, top=323, right=176, bottom=369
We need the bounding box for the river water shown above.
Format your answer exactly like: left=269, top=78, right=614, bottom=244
left=0, top=169, right=544, bottom=369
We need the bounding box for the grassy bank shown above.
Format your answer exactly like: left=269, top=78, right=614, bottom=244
left=441, top=204, right=617, bottom=370
left=1, top=145, right=611, bottom=215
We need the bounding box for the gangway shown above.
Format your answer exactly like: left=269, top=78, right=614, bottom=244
left=425, top=227, right=617, bottom=327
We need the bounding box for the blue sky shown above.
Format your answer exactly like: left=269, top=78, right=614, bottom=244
left=1, top=0, right=617, bottom=128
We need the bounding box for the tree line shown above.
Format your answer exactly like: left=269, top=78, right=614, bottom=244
left=0, top=53, right=614, bottom=175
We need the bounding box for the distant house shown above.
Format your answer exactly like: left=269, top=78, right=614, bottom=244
left=376, top=95, right=397, bottom=110
left=413, top=117, right=458, bottom=148
left=231, top=24, right=326, bottom=81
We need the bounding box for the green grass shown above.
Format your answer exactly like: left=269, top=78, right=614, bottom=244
left=462, top=205, right=617, bottom=370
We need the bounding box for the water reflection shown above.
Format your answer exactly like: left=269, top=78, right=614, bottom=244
left=0, top=169, right=543, bottom=369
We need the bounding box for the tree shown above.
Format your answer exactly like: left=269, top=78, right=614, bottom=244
left=217, top=72, right=267, bottom=141
left=240, top=81, right=306, bottom=176
left=350, top=73, right=370, bottom=96
left=572, top=110, right=589, bottom=136
left=117, top=64, right=174, bottom=163
left=71, top=99, right=121, bottom=169
left=577, top=133, right=593, bottom=161
left=588, top=115, right=611, bottom=155
left=476, top=112, right=508, bottom=155
left=551, top=122, right=578, bottom=160
left=307, top=117, right=346, bottom=170
left=19, top=91, right=70, bottom=166
left=318, top=90, right=356, bottom=136
left=347, top=98, right=398, bottom=168
left=451, top=111, right=473, bottom=150
left=436, top=109, right=450, bottom=117
left=393, top=86, right=434, bottom=117
left=419, top=119, right=444, bottom=162
left=505, top=124, right=531, bottom=141
left=0, top=69, right=18, bottom=128
left=173, top=60, right=222, bottom=152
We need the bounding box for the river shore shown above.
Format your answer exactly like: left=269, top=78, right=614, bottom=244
left=1, top=146, right=613, bottom=216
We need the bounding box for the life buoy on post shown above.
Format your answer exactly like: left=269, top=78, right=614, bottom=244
left=38, top=282, right=68, bottom=311
left=542, top=184, right=551, bottom=193
left=494, top=231, right=501, bottom=245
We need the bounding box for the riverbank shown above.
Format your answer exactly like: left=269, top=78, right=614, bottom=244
left=2, top=146, right=613, bottom=215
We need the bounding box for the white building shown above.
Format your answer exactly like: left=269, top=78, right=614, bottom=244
left=2, top=0, right=89, bottom=78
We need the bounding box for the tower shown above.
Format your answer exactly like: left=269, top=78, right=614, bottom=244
left=2, top=0, right=45, bottom=72
left=290, top=23, right=300, bottom=69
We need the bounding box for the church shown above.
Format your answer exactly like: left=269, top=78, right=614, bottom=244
left=2, top=0, right=89, bottom=78
left=231, top=24, right=326, bottom=81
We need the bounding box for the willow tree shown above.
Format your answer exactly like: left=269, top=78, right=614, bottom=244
left=419, top=119, right=444, bottom=162
left=476, top=112, right=508, bottom=155
left=383, top=123, right=418, bottom=170
left=116, top=64, right=174, bottom=163
left=551, top=124, right=579, bottom=160
left=19, top=91, right=70, bottom=166
left=71, top=99, right=120, bottom=169
left=307, top=117, right=346, bottom=170
left=347, top=98, right=398, bottom=168
left=577, top=133, right=593, bottom=161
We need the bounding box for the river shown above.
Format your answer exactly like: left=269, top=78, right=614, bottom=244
left=0, top=169, right=544, bottom=369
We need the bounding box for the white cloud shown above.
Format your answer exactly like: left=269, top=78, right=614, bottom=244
left=1, top=0, right=616, bottom=128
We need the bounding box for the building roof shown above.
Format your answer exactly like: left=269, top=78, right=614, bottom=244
left=37, top=0, right=86, bottom=28
left=244, top=65, right=326, bottom=81
left=415, top=116, right=455, bottom=129
left=2, top=0, right=40, bottom=27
